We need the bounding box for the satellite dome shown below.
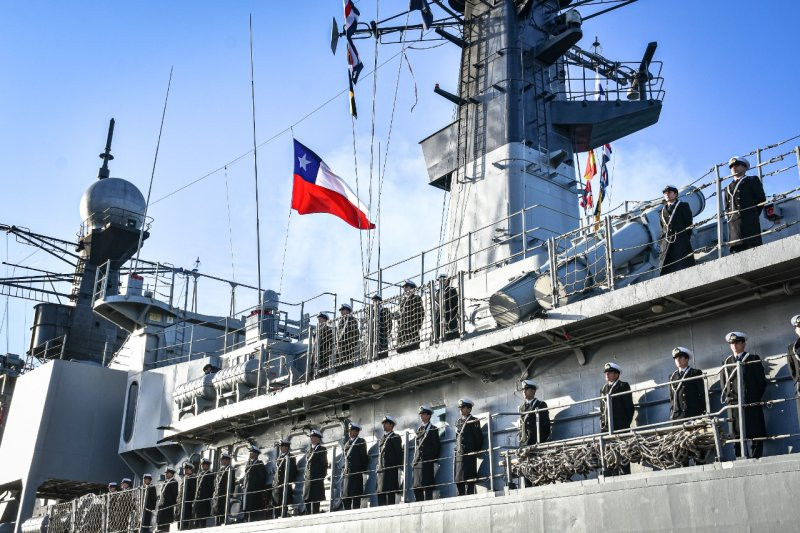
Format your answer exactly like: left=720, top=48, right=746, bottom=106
left=79, top=177, right=146, bottom=231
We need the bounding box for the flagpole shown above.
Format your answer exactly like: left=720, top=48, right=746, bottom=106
left=249, top=14, right=264, bottom=332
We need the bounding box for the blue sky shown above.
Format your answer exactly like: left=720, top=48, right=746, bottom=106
left=1, top=0, right=799, bottom=355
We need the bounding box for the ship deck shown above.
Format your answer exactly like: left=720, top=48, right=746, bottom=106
left=163, top=233, right=800, bottom=443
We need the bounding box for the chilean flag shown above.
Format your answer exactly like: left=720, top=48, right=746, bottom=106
left=291, top=139, right=375, bottom=230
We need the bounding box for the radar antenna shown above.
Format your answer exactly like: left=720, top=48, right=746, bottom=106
left=97, top=118, right=115, bottom=180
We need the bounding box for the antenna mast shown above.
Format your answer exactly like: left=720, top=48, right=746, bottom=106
left=249, top=14, right=264, bottom=332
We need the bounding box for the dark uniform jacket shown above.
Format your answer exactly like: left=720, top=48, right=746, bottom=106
left=272, top=452, right=297, bottom=506
left=600, top=381, right=635, bottom=432
left=193, top=468, right=215, bottom=519
left=398, top=293, right=424, bottom=348
left=178, top=474, right=196, bottom=525
left=316, top=323, right=334, bottom=372
left=721, top=352, right=767, bottom=438
left=241, top=459, right=267, bottom=512
left=668, top=367, right=706, bottom=419
left=376, top=431, right=403, bottom=494
left=142, top=483, right=157, bottom=528
left=454, top=415, right=483, bottom=482
left=211, top=465, right=232, bottom=519
left=372, top=306, right=391, bottom=355
left=412, top=423, right=441, bottom=489
left=302, top=444, right=328, bottom=502
left=436, top=285, right=459, bottom=337
left=337, top=314, right=360, bottom=364
left=342, top=436, right=368, bottom=497
left=156, top=477, right=179, bottom=526
left=658, top=200, right=695, bottom=275
left=519, top=398, right=551, bottom=445
left=725, top=175, right=767, bottom=251
left=786, top=339, right=800, bottom=393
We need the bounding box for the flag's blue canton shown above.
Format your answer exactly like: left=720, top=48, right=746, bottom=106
left=293, top=139, right=322, bottom=184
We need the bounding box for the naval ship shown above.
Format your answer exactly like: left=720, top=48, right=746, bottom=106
left=2, top=1, right=800, bottom=531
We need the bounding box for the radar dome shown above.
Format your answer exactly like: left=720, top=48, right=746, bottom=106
left=79, top=177, right=146, bottom=231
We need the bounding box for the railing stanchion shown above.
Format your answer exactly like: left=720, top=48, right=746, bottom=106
left=711, top=418, right=724, bottom=463
left=487, top=412, right=496, bottom=492
left=736, top=358, right=748, bottom=459
left=281, top=455, right=290, bottom=518
left=597, top=434, right=606, bottom=476
left=795, top=146, right=800, bottom=183
left=467, top=232, right=473, bottom=278
left=420, top=251, right=425, bottom=286
left=329, top=445, right=338, bottom=513
left=547, top=237, right=558, bottom=307
left=225, top=463, right=232, bottom=524
left=521, top=208, right=528, bottom=257
left=606, top=393, right=614, bottom=435
left=715, top=164, right=724, bottom=259
left=458, top=271, right=466, bottom=337
left=401, top=431, right=410, bottom=503
left=604, top=215, right=615, bottom=290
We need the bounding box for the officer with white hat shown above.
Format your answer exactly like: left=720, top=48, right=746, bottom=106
left=371, top=294, right=391, bottom=359
left=725, top=155, right=766, bottom=253
left=668, top=347, right=706, bottom=422
left=240, top=445, right=267, bottom=521
left=303, top=429, right=328, bottom=514
left=599, top=363, right=634, bottom=455
left=454, top=398, right=483, bottom=495
left=179, top=463, right=197, bottom=530
left=721, top=331, right=767, bottom=458
left=787, top=316, right=800, bottom=429
left=142, top=473, right=157, bottom=531
left=342, top=422, right=368, bottom=509
left=659, top=184, right=695, bottom=275
left=398, top=280, right=424, bottom=353
left=193, top=458, right=215, bottom=527
left=337, top=302, right=360, bottom=368
left=412, top=404, right=441, bottom=502
left=518, top=380, right=551, bottom=486
left=272, top=438, right=296, bottom=518
left=156, top=468, right=179, bottom=531
left=213, top=453, right=233, bottom=525
left=377, top=415, right=403, bottom=506
left=315, top=312, right=334, bottom=377
left=435, top=273, right=460, bottom=341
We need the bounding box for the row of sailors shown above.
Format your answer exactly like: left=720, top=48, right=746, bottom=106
left=315, top=276, right=459, bottom=374
left=105, top=318, right=800, bottom=526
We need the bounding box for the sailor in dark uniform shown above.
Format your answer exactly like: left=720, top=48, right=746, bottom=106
left=272, top=438, right=296, bottom=518
left=453, top=398, right=483, bottom=496
left=658, top=185, right=695, bottom=275
left=786, top=315, right=800, bottom=430
left=178, top=463, right=197, bottom=530
left=193, top=458, right=214, bottom=528
left=412, top=404, right=441, bottom=501
left=108, top=480, right=128, bottom=533
left=435, top=274, right=460, bottom=341
left=240, top=446, right=267, bottom=522
left=518, top=380, right=551, bottom=487
left=725, top=156, right=767, bottom=253
left=315, top=313, right=334, bottom=377
left=302, top=429, right=328, bottom=515
left=141, top=474, right=157, bottom=532
left=108, top=482, right=119, bottom=493
left=370, top=295, right=391, bottom=359
left=397, top=280, right=424, bottom=353
left=668, top=347, right=706, bottom=420
left=600, top=363, right=635, bottom=475
left=337, top=303, right=360, bottom=367
left=341, top=423, right=368, bottom=509
left=211, top=453, right=232, bottom=525
left=376, top=415, right=403, bottom=506
left=156, top=467, right=179, bottom=532
left=721, top=331, right=767, bottom=458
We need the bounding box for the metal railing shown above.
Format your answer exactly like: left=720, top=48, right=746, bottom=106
left=44, top=349, right=800, bottom=526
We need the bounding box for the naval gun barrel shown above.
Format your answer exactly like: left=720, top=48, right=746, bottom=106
left=489, top=186, right=705, bottom=326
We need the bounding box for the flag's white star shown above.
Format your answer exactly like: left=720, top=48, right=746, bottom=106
left=298, top=153, right=311, bottom=171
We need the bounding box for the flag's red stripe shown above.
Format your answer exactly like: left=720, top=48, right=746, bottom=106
left=291, top=174, right=375, bottom=230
